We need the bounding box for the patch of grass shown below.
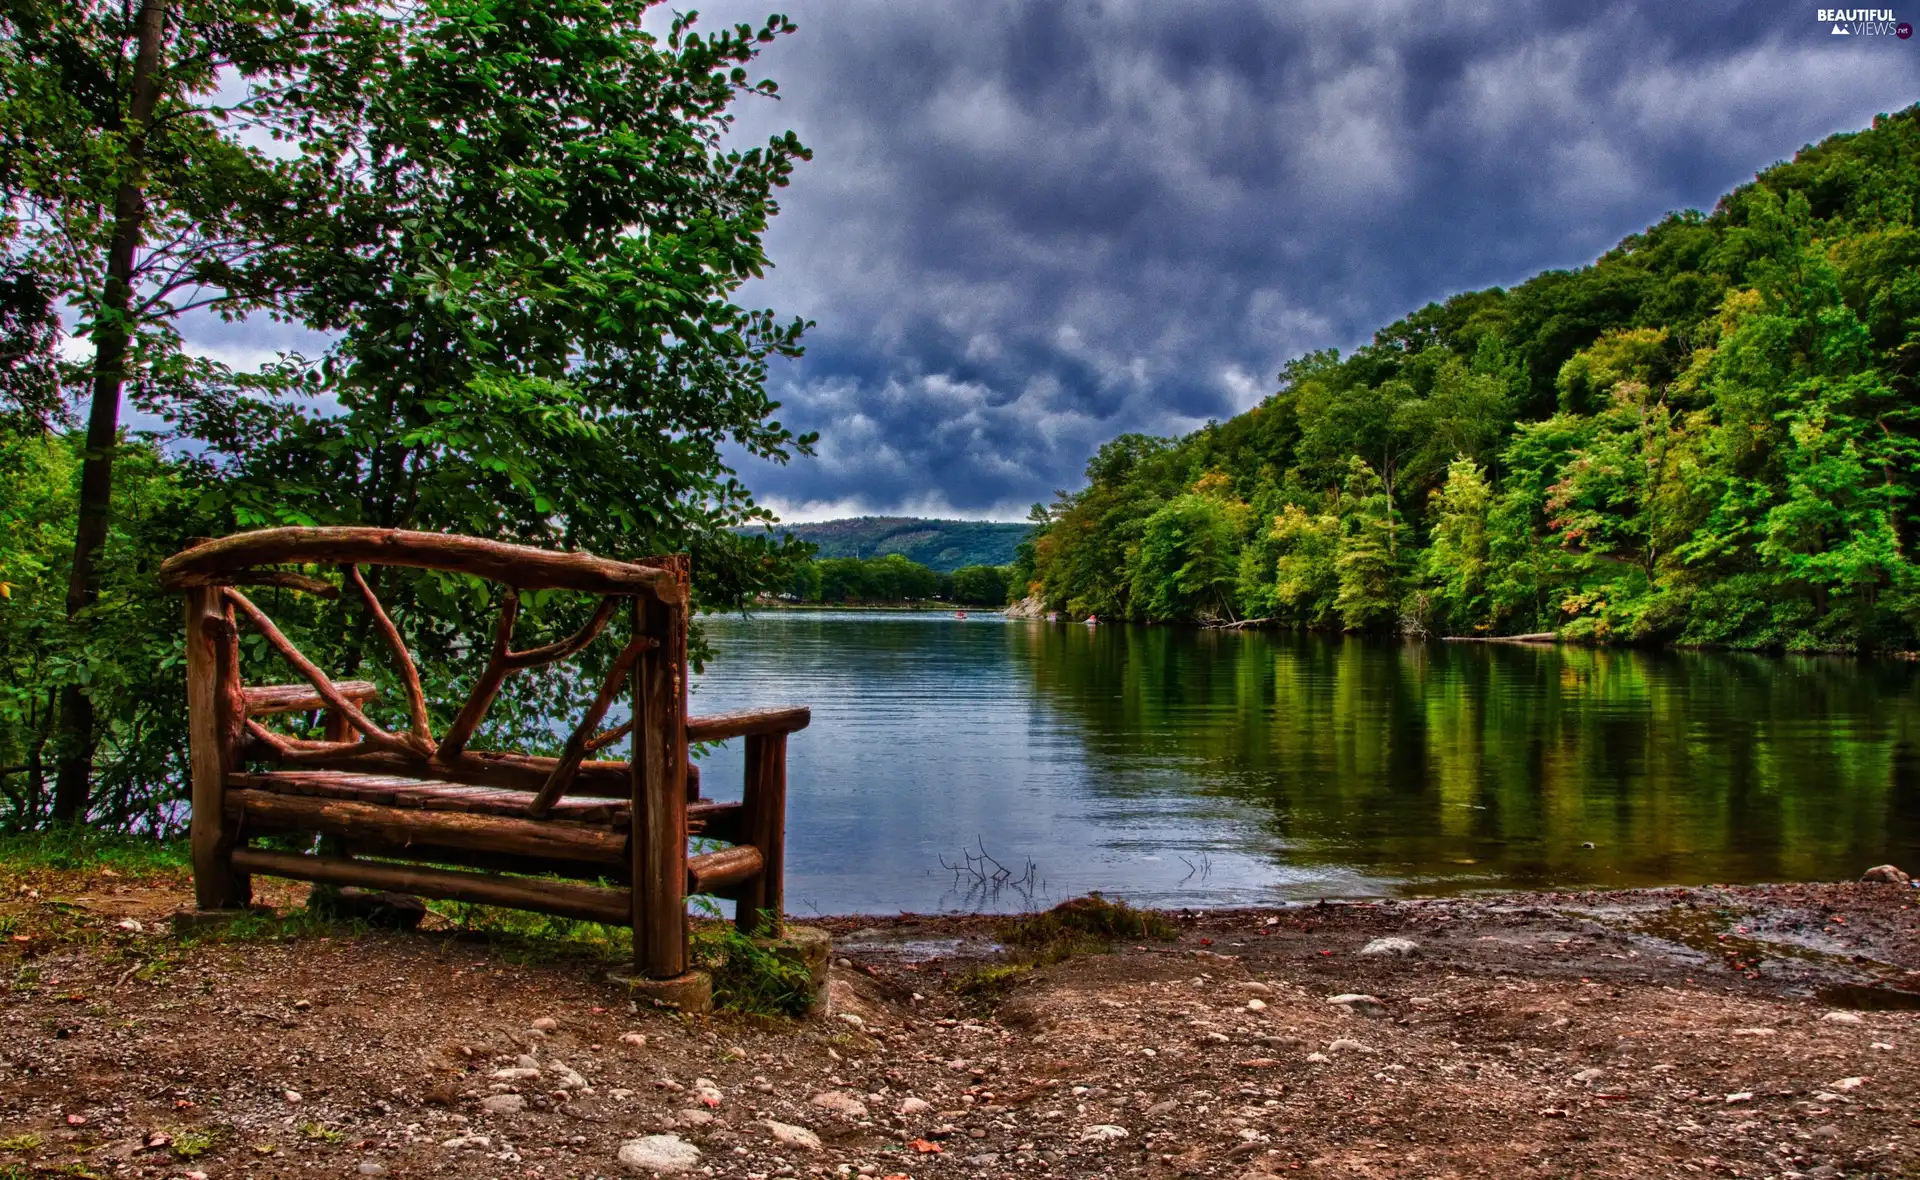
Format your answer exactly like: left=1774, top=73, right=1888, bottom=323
left=997, top=893, right=1176, bottom=955
left=693, top=912, right=816, bottom=1019
left=176, top=887, right=627, bottom=960
left=952, top=894, right=1176, bottom=1010
left=430, top=899, right=633, bottom=964
left=0, top=831, right=187, bottom=879
left=298, top=1122, right=342, bottom=1144
left=174, top=906, right=371, bottom=947
left=0, top=1133, right=42, bottom=1152
left=168, top=1129, right=216, bottom=1160
left=952, top=961, right=1033, bottom=1004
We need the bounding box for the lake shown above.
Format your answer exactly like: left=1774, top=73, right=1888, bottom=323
left=688, top=611, right=1920, bottom=915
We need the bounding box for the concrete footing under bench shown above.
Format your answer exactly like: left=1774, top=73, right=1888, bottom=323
left=757, top=925, right=832, bottom=1015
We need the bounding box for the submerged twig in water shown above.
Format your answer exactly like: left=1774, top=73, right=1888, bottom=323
left=939, top=836, right=1047, bottom=912
left=1177, top=853, right=1213, bottom=883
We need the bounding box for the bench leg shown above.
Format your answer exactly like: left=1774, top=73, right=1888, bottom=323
left=184, top=587, right=249, bottom=910
left=734, top=732, right=787, bottom=937
left=631, top=589, right=689, bottom=977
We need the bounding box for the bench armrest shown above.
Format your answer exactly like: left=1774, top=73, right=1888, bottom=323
left=686, top=706, right=811, bottom=742
left=244, top=681, right=380, bottom=716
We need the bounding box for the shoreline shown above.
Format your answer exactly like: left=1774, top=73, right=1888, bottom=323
left=793, top=602, right=1920, bottom=660
left=738, top=601, right=1006, bottom=613
left=726, top=601, right=1920, bottom=659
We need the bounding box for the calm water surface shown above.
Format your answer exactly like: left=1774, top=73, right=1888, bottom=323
left=687, top=611, right=1920, bottom=915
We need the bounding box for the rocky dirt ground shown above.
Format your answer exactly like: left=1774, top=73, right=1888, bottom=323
left=1, top=861, right=1918, bottom=1180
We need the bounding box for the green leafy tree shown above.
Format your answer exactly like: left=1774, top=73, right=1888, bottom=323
left=949, top=564, right=1011, bottom=607
left=2, top=0, right=360, bottom=819
left=783, top=559, right=822, bottom=602
left=1031, top=434, right=1178, bottom=618
left=1128, top=493, right=1243, bottom=622
left=1268, top=503, right=1341, bottom=627
left=1422, top=458, right=1492, bottom=632
left=1396, top=355, right=1512, bottom=489
left=1334, top=458, right=1400, bottom=631
left=1003, top=503, right=1047, bottom=604
left=0, top=431, right=206, bottom=828
left=801, top=553, right=944, bottom=604
left=190, top=4, right=816, bottom=597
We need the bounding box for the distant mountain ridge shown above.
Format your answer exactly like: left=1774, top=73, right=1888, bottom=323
left=762, top=517, right=1031, bottom=572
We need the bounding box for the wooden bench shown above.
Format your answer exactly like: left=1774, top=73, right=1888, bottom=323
left=158, top=527, right=809, bottom=981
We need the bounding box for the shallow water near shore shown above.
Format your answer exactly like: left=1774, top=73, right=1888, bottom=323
left=687, top=611, right=1920, bottom=915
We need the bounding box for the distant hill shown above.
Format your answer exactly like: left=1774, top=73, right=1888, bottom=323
left=764, top=517, right=1031, bottom=572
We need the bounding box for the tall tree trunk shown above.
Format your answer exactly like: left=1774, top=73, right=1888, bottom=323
left=51, top=0, right=169, bottom=825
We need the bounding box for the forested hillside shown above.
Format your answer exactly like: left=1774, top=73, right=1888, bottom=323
left=768, top=517, right=1029, bottom=572
left=1014, top=108, right=1920, bottom=651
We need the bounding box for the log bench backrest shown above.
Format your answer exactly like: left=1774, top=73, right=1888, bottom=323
left=160, top=526, right=686, bottom=808
left=162, top=528, right=693, bottom=969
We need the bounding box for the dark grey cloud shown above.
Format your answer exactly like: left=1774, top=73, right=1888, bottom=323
left=173, top=1, right=1919, bottom=520
left=693, top=0, right=1918, bottom=519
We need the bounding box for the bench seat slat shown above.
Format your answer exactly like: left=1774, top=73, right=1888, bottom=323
left=228, top=771, right=628, bottom=826
left=227, top=771, right=743, bottom=840
left=227, top=788, right=629, bottom=866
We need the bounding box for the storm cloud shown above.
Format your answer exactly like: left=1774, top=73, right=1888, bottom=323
left=687, top=0, right=1917, bottom=520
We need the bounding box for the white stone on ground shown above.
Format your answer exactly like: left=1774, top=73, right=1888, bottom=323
left=763, top=1120, right=823, bottom=1151
left=617, top=1134, right=701, bottom=1173
left=809, top=1090, right=869, bottom=1118
left=1359, top=936, right=1419, bottom=957
left=1327, top=994, right=1387, bottom=1016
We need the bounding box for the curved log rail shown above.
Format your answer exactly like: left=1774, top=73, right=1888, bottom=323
left=173, top=528, right=810, bottom=981
left=158, top=526, right=685, bottom=601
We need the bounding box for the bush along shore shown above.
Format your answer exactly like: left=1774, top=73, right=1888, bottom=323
left=1, top=844, right=1917, bottom=1178
left=1013, top=108, right=1920, bottom=654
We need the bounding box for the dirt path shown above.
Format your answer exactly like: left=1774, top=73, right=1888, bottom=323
left=1, top=866, right=1916, bottom=1179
